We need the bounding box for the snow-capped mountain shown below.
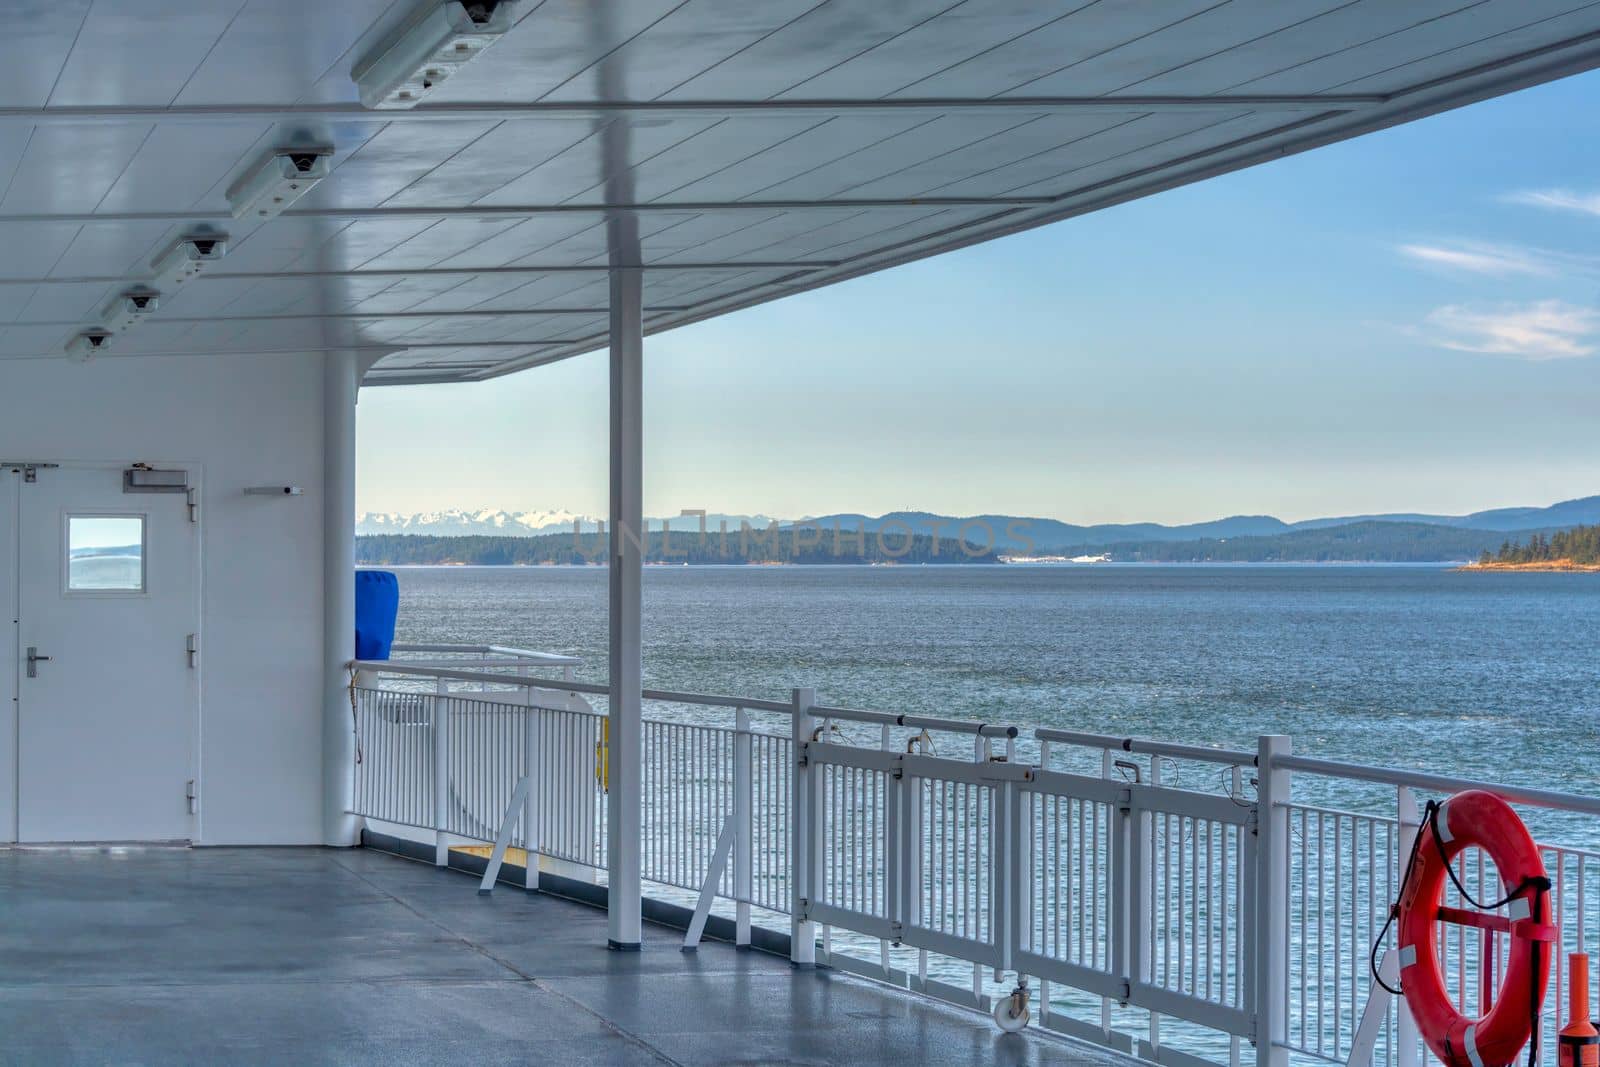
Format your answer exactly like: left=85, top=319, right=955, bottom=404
left=356, top=509, right=778, bottom=537
left=356, top=509, right=593, bottom=537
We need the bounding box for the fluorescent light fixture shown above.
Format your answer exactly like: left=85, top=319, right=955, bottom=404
left=227, top=149, right=333, bottom=219
left=148, top=232, right=228, bottom=291
left=352, top=1, right=519, bottom=109
left=65, top=330, right=112, bottom=362
left=100, top=288, right=160, bottom=333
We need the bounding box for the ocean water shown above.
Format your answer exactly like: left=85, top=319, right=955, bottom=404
left=388, top=563, right=1600, bottom=795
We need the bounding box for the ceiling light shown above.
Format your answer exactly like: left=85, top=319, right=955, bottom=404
left=65, top=330, right=111, bottom=362
left=227, top=149, right=333, bottom=219
left=100, top=288, right=160, bottom=333
left=352, top=1, right=519, bottom=109
left=149, top=232, right=229, bottom=292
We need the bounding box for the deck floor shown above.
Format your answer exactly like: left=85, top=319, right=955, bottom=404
left=0, top=845, right=1126, bottom=1066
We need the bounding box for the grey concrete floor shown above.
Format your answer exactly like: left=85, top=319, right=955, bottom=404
left=0, top=846, right=1129, bottom=1066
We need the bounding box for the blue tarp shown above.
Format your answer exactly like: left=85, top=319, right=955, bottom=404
left=354, top=570, right=399, bottom=660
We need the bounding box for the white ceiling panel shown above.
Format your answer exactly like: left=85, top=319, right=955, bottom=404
left=776, top=0, right=1095, bottom=99
left=406, top=273, right=565, bottom=312
left=501, top=212, right=714, bottom=267
left=898, top=1, right=1223, bottom=99
left=538, top=0, right=829, bottom=103
left=0, top=324, right=81, bottom=353
left=997, top=112, right=1310, bottom=200
left=0, top=124, right=153, bottom=213
left=1115, top=0, right=1486, bottom=96
left=651, top=114, right=938, bottom=202
left=621, top=117, right=830, bottom=201
left=0, top=223, right=83, bottom=280
left=467, top=274, right=609, bottom=311
left=923, top=111, right=1262, bottom=198
left=360, top=218, right=530, bottom=271
left=1283, top=3, right=1600, bottom=95
left=0, top=2, right=91, bottom=109
left=475, top=118, right=724, bottom=205
left=350, top=274, right=482, bottom=314
left=206, top=218, right=353, bottom=274
left=48, top=0, right=247, bottom=107
left=48, top=221, right=177, bottom=279
left=750, top=113, right=1068, bottom=200
left=0, top=287, right=40, bottom=324
left=175, top=0, right=400, bottom=106
left=0, top=0, right=1594, bottom=373
left=991, top=0, right=1357, bottom=98
left=97, top=122, right=276, bottom=212
left=431, top=217, right=606, bottom=269
left=661, top=1, right=966, bottom=101
left=837, top=113, right=1141, bottom=198
left=284, top=219, right=440, bottom=272
left=425, top=0, right=686, bottom=104
left=16, top=282, right=117, bottom=323
left=298, top=121, right=500, bottom=209
left=382, top=119, right=606, bottom=207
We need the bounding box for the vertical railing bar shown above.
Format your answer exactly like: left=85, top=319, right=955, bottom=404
left=1334, top=815, right=1343, bottom=1052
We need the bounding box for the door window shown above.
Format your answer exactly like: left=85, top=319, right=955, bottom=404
left=66, top=514, right=146, bottom=593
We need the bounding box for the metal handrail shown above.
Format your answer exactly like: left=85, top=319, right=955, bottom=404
left=641, top=688, right=790, bottom=713
left=390, top=642, right=582, bottom=666
left=1276, top=752, right=1600, bottom=816
left=354, top=661, right=1019, bottom=735
left=352, top=660, right=608, bottom=696
left=1035, top=727, right=1255, bottom=766
left=812, top=703, right=1017, bottom=737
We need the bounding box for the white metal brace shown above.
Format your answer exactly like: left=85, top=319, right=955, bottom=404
left=478, top=776, right=531, bottom=896
left=683, top=814, right=737, bottom=951
left=1346, top=948, right=1402, bottom=1067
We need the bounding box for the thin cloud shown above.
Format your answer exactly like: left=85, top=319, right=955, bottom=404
left=1420, top=300, right=1599, bottom=361
left=1397, top=241, right=1563, bottom=278
left=1505, top=188, right=1600, bottom=218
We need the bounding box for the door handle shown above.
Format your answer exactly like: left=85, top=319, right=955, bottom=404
left=25, top=647, right=50, bottom=678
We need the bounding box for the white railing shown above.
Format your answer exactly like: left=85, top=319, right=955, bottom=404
left=347, top=660, right=1600, bottom=1067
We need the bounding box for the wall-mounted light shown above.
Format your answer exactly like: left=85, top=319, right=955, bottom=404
left=150, top=232, right=229, bottom=291
left=352, top=1, right=519, bottom=110
left=100, top=288, right=160, bottom=333
left=65, top=330, right=112, bottom=362
left=227, top=149, right=334, bottom=220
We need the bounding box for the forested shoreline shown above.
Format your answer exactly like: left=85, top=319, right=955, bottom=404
left=1474, top=524, right=1600, bottom=567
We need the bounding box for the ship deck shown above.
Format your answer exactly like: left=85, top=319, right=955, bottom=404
left=0, top=844, right=1122, bottom=1066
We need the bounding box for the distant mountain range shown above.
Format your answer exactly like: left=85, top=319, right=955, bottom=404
left=358, top=496, right=1600, bottom=554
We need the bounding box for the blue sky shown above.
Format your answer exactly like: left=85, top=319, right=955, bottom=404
left=358, top=71, right=1600, bottom=525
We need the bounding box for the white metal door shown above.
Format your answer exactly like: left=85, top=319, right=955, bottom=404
left=15, top=465, right=198, bottom=843
left=0, top=468, right=17, bottom=842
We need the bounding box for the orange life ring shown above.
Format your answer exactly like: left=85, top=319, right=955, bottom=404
left=1397, top=790, right=1553, bottom=1067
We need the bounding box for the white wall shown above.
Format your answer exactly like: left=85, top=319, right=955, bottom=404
left=0, top=353, right=329, bottom=843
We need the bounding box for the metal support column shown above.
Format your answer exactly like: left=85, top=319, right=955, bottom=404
left=1255, top=735, right=1292, bottom=1067
left=605, top=213, right=644, bottom=950
left=322, top=349, right=361, bottom=846
left=791, top=686, right=819, bottom=967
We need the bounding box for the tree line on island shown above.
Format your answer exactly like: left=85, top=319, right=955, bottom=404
left=1071, top=521, right=1547, bottom=563
left=1478, top=524, right=1600, bottom=566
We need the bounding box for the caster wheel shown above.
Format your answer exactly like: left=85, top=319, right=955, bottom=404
left=993, top=996, right=1030, bottom=1033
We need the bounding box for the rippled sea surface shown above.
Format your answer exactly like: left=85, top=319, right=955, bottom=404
left=389, top=563, right=1600, bottom=796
